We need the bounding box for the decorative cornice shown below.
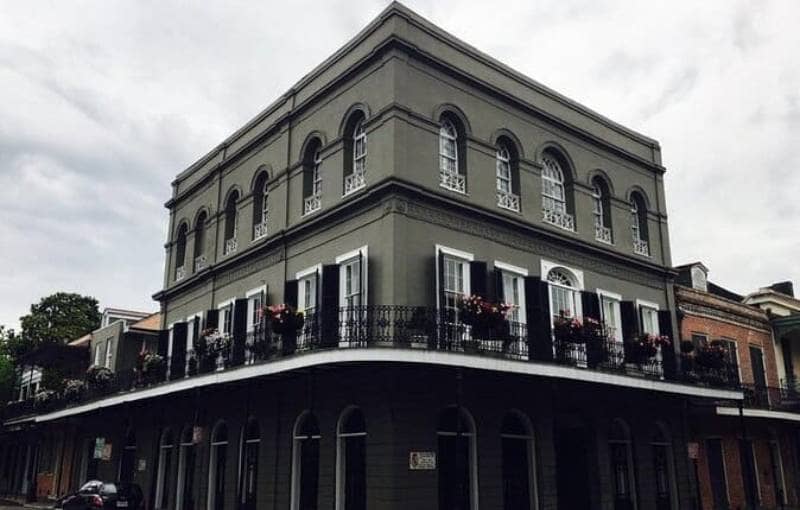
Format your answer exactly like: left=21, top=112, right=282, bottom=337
left=677, top=302, right=771, bottom=333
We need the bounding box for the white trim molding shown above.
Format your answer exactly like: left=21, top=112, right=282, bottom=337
left=716, top=406, right=800, bottom=423
left=494, top=260, right=529, bottom=276
left=335, top=245, right=368, bottom=265
left=296, top=264, right=322, bottom=281
left=246, top=286, right=266, bottom=298
left=436, top=244, right=474, bottom=262
left=540, top=259, right=585, bottom=289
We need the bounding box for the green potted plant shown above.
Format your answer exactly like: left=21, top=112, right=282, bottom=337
left=85, top=365, right=114, bottom=394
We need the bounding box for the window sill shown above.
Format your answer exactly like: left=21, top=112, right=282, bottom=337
left=342, top=184, right=366, bottom=198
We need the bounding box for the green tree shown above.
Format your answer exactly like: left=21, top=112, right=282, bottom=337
left=0, top=326, right=19, bottom=402
left=20, top=292, right=101, bottom=347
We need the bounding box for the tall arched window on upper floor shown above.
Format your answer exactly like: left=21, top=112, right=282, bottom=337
left=208, top=421, right=228, bottom=510
left=303, top=138, right=323, bottom=215
left=630, top=192, right=649, bottom=256
left=175, top=223, right=188, bottom=281
left=439, top=114, right=467, bottom=194
left=223, top=191, right=239, bottom=256
left=541, top=150, right=575, bottom=231
left=194, top=211, right=207, bottom=271
left=591, top=176, right=613, bottom=244
left=176, top=426, right=196, bottom=510
left=337, top=407, right=366, bottom=510
left=651, top=423, right=676, bottom=510
left=609, top=419, right=637, bottom=510
left=343, top=112, right=367, bottom=196
left=496, top=138, right=520, bottom=212
left=155, top=429, right=175, bottom=510
left=252, top=171, right=269, bottom=241
left=437, top=406, right=477, bottom=510
left=501, top=411, right=537, bottom=510
left=239, top=419, right=260, bottom=510
left=292, top=412, right=320, bottom=510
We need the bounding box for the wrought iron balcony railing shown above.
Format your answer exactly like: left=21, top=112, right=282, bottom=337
left=595, top=224, right=613, bottom=244
left=253, top=222, right=268, bottom=241
left=439, top=171, right=466, bottom=194
left=741, top=381, right=800, bottom=412
left=344, top=171, right=366, bottom=196
left=304, top=194, right=321, bottom=215
left=633, top=238, right=650, bottom=257
left=496, top=190, right=520, bottom=212
left=542, top=207, right=575, bottom=232
left=2, top=306, right=742, bottom=421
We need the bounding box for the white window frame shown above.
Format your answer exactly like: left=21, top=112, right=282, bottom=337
left=335, top=246, right=369, bottom=308
left=246, top=287, right=266, bottom=332
left=494, top=261, right=528, bottom=325
left=435, top=406, right=480, bottom=510
left=636, top=299, right=660, bottom=335
left=541, top=156, right=567, bottom=213
left=353, top=120, right=366, bottom=176
left=290, top=411, right=321, bottom=510
left=94, top=342, right=103, bottom=366
left=296, top=265, right=322, bottom=313
left=541, top=259, right=584, bottom=323
left=435, top=245, right=473, bottom=310
left=496, top=145, right=512, bottom=194
left=217, top=299, right=236, bottom=336
left=770, top=439, right=787, bottom=505
left=335, top=407, right=367, bottom=510
left=500, top=411, right=539, bottom=510
left=104, top=339, right=113, bottom=368
left=598, top=290, right=623, bottom=343
left=166, top=323, right=177, bottom=372
left=155, top=429, right=174, bottom=510
left=185, top=312, right=203, bottom=356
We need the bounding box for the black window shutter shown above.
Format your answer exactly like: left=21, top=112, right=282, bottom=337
left=284, top=280, right=298, bottom=308
left=494, top=268, right=505, bottom=303
left=231, top=298, right=249, bottom=366
left=658, top=310, right=677, bottom=380
left=170, top=322, right=188, bottom=380
left=204, top=309, right=219, bottom=330
left=620, top=301, right=639, bottom=343
left=320, top=264, right=340, bottom=348
left=358, top=250, right=366, bottom=305
left=193, top=316, right=201, bottom=342
left=157, top=329, right=169, bottom=358
left=581, top=292, right=601, bottom=321
left=470, top=261, right=487, bottom=297
left=525, top=276, right=552, bottom=361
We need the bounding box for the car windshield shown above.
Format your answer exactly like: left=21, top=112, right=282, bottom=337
left=79, top=481, right=102, bottom=493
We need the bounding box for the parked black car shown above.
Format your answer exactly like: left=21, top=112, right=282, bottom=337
left=54, top=481, right=143, bottom=510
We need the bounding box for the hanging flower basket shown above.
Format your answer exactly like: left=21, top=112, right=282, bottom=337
left=625, top=334, right=671, bottom=364
left=553, top=315, right=585, bottom=344
left=457, top=295, right=512, bottom=331
left=33, top=390, right=60, bottom=411
left=264, top=304, right=304, bottom=335
left=696, top=342, right=727, bottom=370
left=86, top=365, right=114, bottom=392
left=142, top=351, right=167, bottom=382
left=62, top=379, right=86, bottom=403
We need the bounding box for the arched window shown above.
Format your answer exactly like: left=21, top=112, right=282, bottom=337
left=343, top=113, right=367, bottom=196
left=208, top=422, right=228, bottom=510
left=439, top=116, right=466, bottom=194
left=501, top=412, right=537, bottom=510
left=292, top=412, right=320, bottom=510
left=437, top=406, right=477, bottom=510
left=547, top=268, right=579, bottom=319
left=223, top=191, right=239, bottom=256
left=337, top=408, right=366, bottom=510
left=119, top=429, right=136, bottom=484
left=303, top=139, right=323, bottom=215
left=541, top=152, right=574, bottom=231
left=496, top=139, right=520, bottom=212
left=252, top=172, right=269, bottom=241
left=609, top=419, right=637, bottom=510
left=194, top=211, right=207, bottom=271
left=592, top=177, right=612, bottom=244
left=155, top=429, right=175, bottom=510
left=175, top=223, right=188, bottom=280
left=176, top=427, right=197, bottom=510
left=651, top=424, right=676, bottom=510
left=240, top=419, right=260, bottom=510
left=630, top=192, right=649, bottom=256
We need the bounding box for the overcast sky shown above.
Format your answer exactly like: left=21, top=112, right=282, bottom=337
left=0, top=0, right=798, bottom=329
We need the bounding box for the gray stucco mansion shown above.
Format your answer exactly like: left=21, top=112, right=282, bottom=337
left=1, top=3, right=748, bottom=510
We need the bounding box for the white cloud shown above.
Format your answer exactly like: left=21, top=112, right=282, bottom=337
left=0, top=0, right=797, bottom=328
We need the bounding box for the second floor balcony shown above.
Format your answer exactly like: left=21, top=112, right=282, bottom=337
left=542, top=207, right=575, bottom=232
left=496, top=190, right=520, bottom=212
left=344, top=171, right=366, bottom=196
left=3, top=305, right=743, bottom=422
